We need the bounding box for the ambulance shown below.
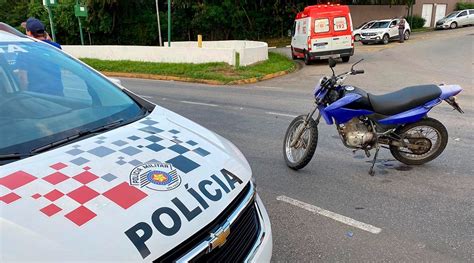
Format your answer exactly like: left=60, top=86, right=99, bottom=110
left=291, top=4, right=354, bottom=65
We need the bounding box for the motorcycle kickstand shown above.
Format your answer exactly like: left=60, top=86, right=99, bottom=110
left=368, top=146, right=380, bottom=176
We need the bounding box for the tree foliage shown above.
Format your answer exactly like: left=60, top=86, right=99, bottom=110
left=0, top=0, right=404, bottom=45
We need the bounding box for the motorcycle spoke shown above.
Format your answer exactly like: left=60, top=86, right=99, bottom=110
left=398, top=126, right=441, bottom=160
left=286, top=121, right=311, bottom=163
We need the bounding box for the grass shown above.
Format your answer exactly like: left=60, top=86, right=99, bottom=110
left=412, top=27, right=435, bottom=33
left=80, top=52, right=296, bottom=84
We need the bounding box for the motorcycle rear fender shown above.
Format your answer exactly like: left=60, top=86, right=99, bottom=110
left=439, top=84, right=462, bottom=100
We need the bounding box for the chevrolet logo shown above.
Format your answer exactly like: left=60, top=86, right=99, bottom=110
left=209, top=222, right=231, bottom=252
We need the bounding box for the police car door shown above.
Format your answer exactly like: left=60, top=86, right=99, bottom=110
left=389, top=20, right=399, bottom=38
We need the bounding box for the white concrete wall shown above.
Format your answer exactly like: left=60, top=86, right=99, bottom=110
left=62, top=41, right=268, bottom=66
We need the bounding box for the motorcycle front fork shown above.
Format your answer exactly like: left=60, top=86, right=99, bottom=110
left=290, top=106, right=321, bottom=148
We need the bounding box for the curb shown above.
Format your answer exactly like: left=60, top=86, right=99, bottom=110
left=101, top=64, right=297, bottom=86
left=101, top=72, right=223, bottom=85
left=227, top=67, right=297, bottom=85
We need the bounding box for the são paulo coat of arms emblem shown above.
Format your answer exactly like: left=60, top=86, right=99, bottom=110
left=129, top=162, right=181, bottom=191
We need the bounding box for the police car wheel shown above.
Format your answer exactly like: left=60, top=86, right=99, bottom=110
left=382, top=34, right=389, bottom=45
left=354, top=34, right=360, bottom=41
left=404, top=30, right=410, bottom=40
left=450, top=22, right=457, bottom=29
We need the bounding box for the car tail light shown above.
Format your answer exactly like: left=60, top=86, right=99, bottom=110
left=307, top=36, right=312, bottom=51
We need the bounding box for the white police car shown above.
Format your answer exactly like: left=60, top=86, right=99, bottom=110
left=0, top=24, right=272, bottom=262
left=360, top=18, right=411, bottom=45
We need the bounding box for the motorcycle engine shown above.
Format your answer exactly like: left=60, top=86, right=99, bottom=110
left=341, top=118, right=375, bottom=148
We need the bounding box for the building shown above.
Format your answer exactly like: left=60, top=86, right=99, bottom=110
left=414, top=0, right=460, bottom=27
left=338, top=0, right=469, bottom=27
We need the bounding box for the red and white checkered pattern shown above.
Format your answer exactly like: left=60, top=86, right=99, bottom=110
left=1, top=163, right=148, bottom=227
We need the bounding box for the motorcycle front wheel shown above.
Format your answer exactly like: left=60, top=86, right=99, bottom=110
left=283, top=115, right=318, bottom=170
left=390, top=118, right=448, bottom=165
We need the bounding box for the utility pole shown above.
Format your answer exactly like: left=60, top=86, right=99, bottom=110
left=74, top=0, right=88, bottom=46
left=167, top=0, right=171, bottom=47
left=155, top=0, right=163, bottom=46
left=74, top=1, right=88, bottom=45
left=43, top=0, right=57, bottom=42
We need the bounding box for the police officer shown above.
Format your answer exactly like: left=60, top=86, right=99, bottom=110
left=23, top=17, right=61, bottom=49
left=398, top=18, right=406, bottom=43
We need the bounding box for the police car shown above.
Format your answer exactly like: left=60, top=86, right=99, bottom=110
left=359, top=18, right=411, bottom=45
left=0, top=24, right=272, bottom=262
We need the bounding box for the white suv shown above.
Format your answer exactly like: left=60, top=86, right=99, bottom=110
left=360, top=19, right=411, bottom=45
left=436, top=9, right=474, bottom=29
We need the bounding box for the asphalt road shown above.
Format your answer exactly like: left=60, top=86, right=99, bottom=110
left=120, top=27, right=474, bottom=261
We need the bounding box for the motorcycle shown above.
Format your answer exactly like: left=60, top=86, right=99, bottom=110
left=283, top=58, right=464, bottom=175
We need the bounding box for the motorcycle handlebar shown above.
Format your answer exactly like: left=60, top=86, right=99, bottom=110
left=352, top=70, right=365, bottom=75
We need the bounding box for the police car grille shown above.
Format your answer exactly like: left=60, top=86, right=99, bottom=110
left=196, top=203, right=260, bottom=262
left=154, top=183, right=255, bottom=262
left=362, top=33, right=376, bottom=36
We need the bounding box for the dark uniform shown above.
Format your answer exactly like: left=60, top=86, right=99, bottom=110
left=398, top=19, right=405, bottom=43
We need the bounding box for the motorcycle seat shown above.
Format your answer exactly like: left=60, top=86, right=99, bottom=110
left=368, top=85, right=441, bottom=116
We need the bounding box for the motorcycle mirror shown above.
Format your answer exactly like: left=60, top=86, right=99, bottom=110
left=328, top=57, right=337, bottom=68
left=351, top=58, right=364, bottom=71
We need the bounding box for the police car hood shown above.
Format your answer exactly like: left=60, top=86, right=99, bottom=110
left=0, top=106, right=252, bottom=262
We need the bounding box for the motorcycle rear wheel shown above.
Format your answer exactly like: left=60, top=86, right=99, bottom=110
left=390, top=118, right=448, bottom=165
left=283, top=115, right=318, bottom=170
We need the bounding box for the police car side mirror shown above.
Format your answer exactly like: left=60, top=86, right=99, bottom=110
left=328, top=57, right=337, bottom=68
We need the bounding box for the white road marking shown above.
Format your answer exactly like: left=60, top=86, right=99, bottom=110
left=140, top=95, right=154, bottom=99
left=266, top=112, right=297, bottom=118
left=276, top=195, right=382, bottom=234
left=180, top=100, right=219, bottom=107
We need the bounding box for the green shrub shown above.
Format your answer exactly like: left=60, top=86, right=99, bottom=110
left=456, top=2, right=474, bottom=10
left=405, top=15, right=426, bottom=29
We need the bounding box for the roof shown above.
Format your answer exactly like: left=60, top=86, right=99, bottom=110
left=296, top=4, right=350, bottom=19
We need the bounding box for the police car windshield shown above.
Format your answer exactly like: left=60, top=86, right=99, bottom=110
left=0, top=41, right=144, bottom=158
left=370, top=21, right=390, bottom=28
